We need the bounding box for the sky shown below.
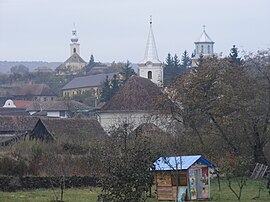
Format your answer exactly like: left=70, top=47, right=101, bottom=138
left=0, top=0, right=270, bottom=63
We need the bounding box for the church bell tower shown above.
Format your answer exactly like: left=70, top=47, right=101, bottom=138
left=138, top=16, right=163, bottom=87
left=70, top=23, right=80, bottom=56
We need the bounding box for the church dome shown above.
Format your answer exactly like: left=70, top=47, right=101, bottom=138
left=71, top=34, right=78, bottom=43
left=70, top=24, right=79, bottom=43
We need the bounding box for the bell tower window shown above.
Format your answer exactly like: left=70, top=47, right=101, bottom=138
left=148, top=71, right=152, bottom=79
left=73, top=48, right=76, bottom=53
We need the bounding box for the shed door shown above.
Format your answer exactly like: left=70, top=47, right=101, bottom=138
left=189, top=168, right=203, bottom=200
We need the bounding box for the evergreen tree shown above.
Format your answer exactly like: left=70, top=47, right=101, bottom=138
left=111, top=74, right=120, bottom=97
left=164, top=53, right=183, bottom=86
left=181, top=50, right=191, bottom=70
left=173, top=54, right=181, bottom=69
left=100, top=75, right=111, bottom=102
left=165, top=53, right=174, bottom=68
left=120, top=60, right=136, bottom=83
left=89, top=54, right=95, bottom=64
left=229, top=45, right=242, bottom=65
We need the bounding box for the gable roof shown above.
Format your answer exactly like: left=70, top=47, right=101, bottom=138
left=154, top=155, right=215, bottom=170
left=30, top=118, right=107, bottom=142
left=62, top=73, right=116, bottom=90
left=101, top=76, right=164, bottom=111
left=15, top=84, right=56, bottom=96
left=64, top=52, right=86, bottom=64
left=0, top=116, right=39, bottom=132
left=26, top=100, right=93, bottom=111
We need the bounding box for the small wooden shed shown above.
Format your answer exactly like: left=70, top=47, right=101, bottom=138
left=153, top=155, right=215, bottom=201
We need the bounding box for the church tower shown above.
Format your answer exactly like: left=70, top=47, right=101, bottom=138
left=56, top=23, right=86, bottom=75
left=138, top=17, right=163, bottom=87
left=191, top=25, right=215, bottom=67
left=70, top=23, right=80, bottom=56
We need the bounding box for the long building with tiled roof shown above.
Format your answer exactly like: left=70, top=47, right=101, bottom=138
left=61, top=73, right=116, bottom=98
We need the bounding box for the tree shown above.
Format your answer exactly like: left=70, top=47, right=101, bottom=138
left=98, top=123, right=155, bottom=202
left=110, top=74, right=120, bottom=97
left=229, top=45, right=242, bottom=65
left=164, top=53, right=182, bottom=86
left=120, top=60, right=136, bottom=83
left=173, top=54, right=181, bottom=70
left=181, top=50, right=191, bottom=70
left=167, top=52, right=270, bottom=165
left=100, top=76, right=111, bottom=102
left=10, top=64, right=29, bottom=75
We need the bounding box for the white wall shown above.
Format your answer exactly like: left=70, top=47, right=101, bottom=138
left=97, top=111, right=175, bottom=134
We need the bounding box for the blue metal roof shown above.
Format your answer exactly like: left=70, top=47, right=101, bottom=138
left=154, top=155, right=215, bottom=171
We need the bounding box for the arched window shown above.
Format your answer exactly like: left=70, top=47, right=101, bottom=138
left=73, top=48, right=76, bottom=53
left=148, top=71, right=152, bottom=79
left=201, top=45, right=204, bottom=54
left=208, top=45, right=210, bottom=54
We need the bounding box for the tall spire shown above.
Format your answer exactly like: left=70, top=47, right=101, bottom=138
left=141, top=16, right=161, bottom=64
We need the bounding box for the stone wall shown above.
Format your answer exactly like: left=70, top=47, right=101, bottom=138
left=0, top=176, right=98, bottom=191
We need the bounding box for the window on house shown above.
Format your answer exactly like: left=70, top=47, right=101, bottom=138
left=43, top=97, right=47, bottom=101
left=201, top=45, right=204, bottom=54
left=208, top=45, right=210, bottom=54
left=51, top=97, right=54, bottom=101
left=73, top=48, right=76, bottom=53
left=148, top=71, right=152, bottom=79
left=60, top=111, right=65, bottom=117
left=171, top=174, right=188, bottom=186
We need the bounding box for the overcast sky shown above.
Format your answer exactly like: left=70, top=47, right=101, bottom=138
left=0, top=0, right=269, bottom=63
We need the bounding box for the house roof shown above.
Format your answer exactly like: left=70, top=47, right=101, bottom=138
left=26, top=100, right=93, bottom=111
left=0, top=108, right=30, bottom=116
left=0, top=116, right=39, bottom=132
left=15, top=84, right=56, bottom=96
left=13, top=100, right=33, bottom=108
left=154, top=155, right=215, bottom=170
left=31, top=118, right=107, bottom=142
left=62, top=73, right=116, bottom=90
left=101, top=76, right=164, bottom=111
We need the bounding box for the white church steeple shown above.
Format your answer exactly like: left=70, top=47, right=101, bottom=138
left=193, top=25, right=215, bottom=58
left=191, top=25, right=215, bottom=67
left=70, top=23, right=80, bottom=56
left=139, top=16, right=163, bottom=87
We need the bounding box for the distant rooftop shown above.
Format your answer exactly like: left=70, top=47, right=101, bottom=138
left=62, top=73, right=116, bottom=90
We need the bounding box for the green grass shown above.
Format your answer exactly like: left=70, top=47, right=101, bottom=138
left=0, top=179, right=269, bottom=202
left=210, top=178, right=270, bottom=202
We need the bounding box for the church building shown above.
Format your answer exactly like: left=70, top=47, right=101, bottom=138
left=138, top=17, right=163, bottom=87
left=56, top=24, right=87, bottom=75
left=191, top=26, right=215, bottom=67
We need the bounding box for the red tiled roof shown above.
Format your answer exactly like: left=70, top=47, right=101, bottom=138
left=13, top=100, right=32, bottom=109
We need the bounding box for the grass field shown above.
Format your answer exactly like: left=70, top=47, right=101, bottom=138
left=0, top=179, right=269, bottom=202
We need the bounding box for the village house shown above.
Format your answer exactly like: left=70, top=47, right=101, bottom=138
left=13, top=83, right=57, bottom=101
left=61, top=73, right=115, bottom=98
left=26, top=100, right=94, bottom=118
left=0, top=99, right=32, bottom=116
left=0, top=116, right=39, bottom=145
left=29, top=117, right=107, bottom=143
left=97, top=76, right=172, bottom=133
